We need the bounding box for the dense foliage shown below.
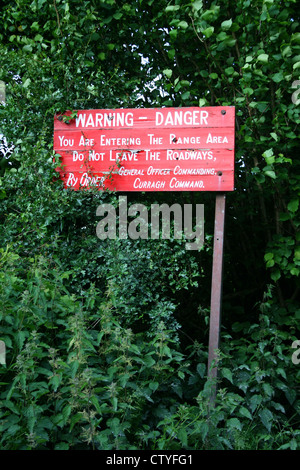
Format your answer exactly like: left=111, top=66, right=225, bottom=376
left=0, top=0, right=299, bottom=450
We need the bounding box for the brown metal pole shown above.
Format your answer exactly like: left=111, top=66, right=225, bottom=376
left=208, top=193, right=226, bottom=402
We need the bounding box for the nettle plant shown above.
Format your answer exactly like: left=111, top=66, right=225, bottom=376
left=0, top=249, right=299, bottom=450
left=0, top=250, right=191, bottom=450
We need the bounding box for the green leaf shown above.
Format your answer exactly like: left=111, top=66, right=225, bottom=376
left=271, top=268, right=281, bottom=281
left=181, top=91, right=190, bottom=100
left=112, top=397, right=118, bottom=411
left=201, top=8, right=220, bottom=22
left=259, top=409, right=273, bottom=432
left=178, top=428, right=188, bottom=446
left=270, top=132, right=278, bottom=141
left=276, top=367, right=287, bottom=380
left=197, top=421, right=209, bottom=441
left=227, top=39, right=238, bottom=49
left=192, top=0, right=203, bottom=11
left=163, top=69, right=173, bottom=79
left=197, top=363, right=206, bottom=378
left=113, top=12, right=123, bottom=20
left=285, top=389, right=296, bottom=405
left=263, top=383, right=274, bottom=398
left=62, top=404, right=72, bottom=424
left=287, top=199, right=299, bottom=213
left=225, top=66, right=235, bottom=75
left=168, top=49, right=175, bottom=60
left=264, top=252, right=274, bottom=261
left=290, top=439, right=298, bottom=450
left=199, top=98, right=208, bottom=106
left=221, top=19, right=232, bottom=30
left=31, top=21, right=40, bottom=31
left=257, top=53, right=269, bottom=63
left=249, top=394, right=262, bottom=413
left=34, top=34, right=43, bottom=42
left=50, top=374, right=61, bottom=392
left=165, top=5, right=180, bottom=12
left=149, top=381, right=159, bottom=392
left=266, top=259, right=275, bottom=268
left=263, top=149, right=275, bottom=163
left=23, top=44, right=33, bottom=52
left=178, top=21, right=189, bottom=30
left=264, top=170, right=276, bottom=179
left=294, top=249, right=300, bottom=261
left=23, top=78, right=31, bottom=88
left=239, top=406, right=252, bottom=420
left=282, top=46, right=292, bottom=58
left=222, top=367, right=233, bottom=383
left=203, top=27, right=214, bottom=38
left=69, top=359, right=80, bottom=378
left=69, top=413, right=83, bottom=431
left=265, top=155, right=275, bottom=165
left=227, top=417, right=242, bottom=431
left=291, top=32, right=300, bottom=44
left=169, top=29, right=177, bottom=40
left=272, top=72, right=284, bottom=83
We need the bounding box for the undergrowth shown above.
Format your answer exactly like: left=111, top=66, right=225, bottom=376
left=0, top=248, right=299, bottom=450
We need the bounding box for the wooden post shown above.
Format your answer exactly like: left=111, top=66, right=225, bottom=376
left=208, top=193, right=226, bottom=403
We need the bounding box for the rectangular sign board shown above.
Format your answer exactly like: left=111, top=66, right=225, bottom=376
left=53, top=106, right=235, bottom=191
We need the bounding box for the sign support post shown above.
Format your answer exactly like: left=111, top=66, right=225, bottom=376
left=207, top=192, right=226, bottom=404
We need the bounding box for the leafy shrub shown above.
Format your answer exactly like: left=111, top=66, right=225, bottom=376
left=1, top=250, right=299, bottom=450
left=0, top=249, right=191, bottom=449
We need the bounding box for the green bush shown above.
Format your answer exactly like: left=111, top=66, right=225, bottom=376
left=0, top=249, right=299, bottom=450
